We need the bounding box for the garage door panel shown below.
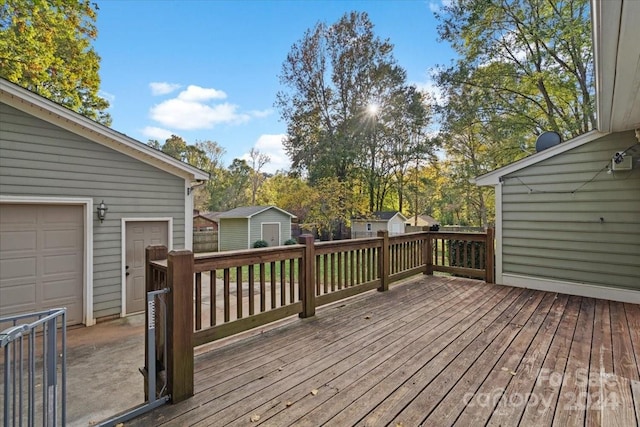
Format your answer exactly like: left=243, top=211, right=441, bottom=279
left=0, top=230, right=37, bottom=252
left=0, top=257, right=37, bottom=279
left=0, top=282, right=37, bottom=308
left=41, top=205, right=83, bottom=224
left=0, top=204, right=84, bottom=325
left=42, top=278, right=79, bottom=299
left=0, top=205, right=37, bottom=225
left=43, top=253, right=82, bottom=275
left=43, top=228, right=81, bottom=250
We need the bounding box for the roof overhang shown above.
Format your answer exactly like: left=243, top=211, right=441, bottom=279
left=592, top=0, right=640, bottom=132
left=475, top=130, right=608, bottom=186
left=0, top=79, right=209, bottom=182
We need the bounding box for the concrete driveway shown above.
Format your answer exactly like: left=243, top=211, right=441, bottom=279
left=65, top=314, right=146, bottom=426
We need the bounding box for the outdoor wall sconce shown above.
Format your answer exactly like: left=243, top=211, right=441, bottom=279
left=96, top=200, right=108, bottom=223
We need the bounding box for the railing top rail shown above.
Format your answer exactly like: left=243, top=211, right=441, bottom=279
left=388, top=232, right=430, bottom=243
left=150, top=260, right=168, bottom=269
left=427, top=231, right=488, bottom=241
left=0, top=307, right=66, bottom=325
left=0, top=307, right=66, bottom=346
left=194, top=245, right=305, bottom=271
left=315, top=237, right=382, bottom=254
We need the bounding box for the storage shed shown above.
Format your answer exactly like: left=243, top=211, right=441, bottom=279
left=0, top=79, right=209, bottom=325
left=217, top=206, right=296, bottom=251
left=351, top=211, right=408, bottom=238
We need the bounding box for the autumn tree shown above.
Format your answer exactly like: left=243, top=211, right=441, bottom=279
left=277, top=12, right=397, bottom=181
left=277, top=11, right=433, bottom=217
left=0, top=0, right=111, bottom=124
left=256, top=173, right=315, bottom=222
left=435, top=0, right=594, bottom=141
left=247, top=147, right=270, bottom=205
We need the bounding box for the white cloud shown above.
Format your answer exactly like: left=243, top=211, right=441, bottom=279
left=141, top=126, right=174, bottom=141
left=150, top=99, right=250, bottom=130
left=99, top=90, right=116, bottom=103
left=429, top=0, right=452, bottom=13
left=148, top=85, right=251, bottom=130
left=412, top=72, right=446, bottom=106
left=249, top=109, right=273, bottom=118
left=177, top=85, right=227, bottom=102
left=241, top=134, right=290, bottom=174
left=150, top=82, right=181, bottom=96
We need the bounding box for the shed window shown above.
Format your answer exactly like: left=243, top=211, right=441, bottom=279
left=366, top=223, right=372, bottom=232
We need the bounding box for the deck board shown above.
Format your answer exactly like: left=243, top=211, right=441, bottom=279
left=126, top=276, right=640, bottom=427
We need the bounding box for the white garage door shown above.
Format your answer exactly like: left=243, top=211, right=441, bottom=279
left=0, top=204, right=84, bottom=325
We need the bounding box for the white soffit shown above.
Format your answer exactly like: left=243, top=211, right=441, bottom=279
left=593, top=0, right=640, bottom=132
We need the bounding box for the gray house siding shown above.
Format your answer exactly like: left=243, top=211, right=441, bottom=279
left=0, top=104, right=186, bottom=319
left=249, top=210, right=291, bottom=246
left=219, top=218, right=249, bottom=251
left=501, top=130, right=640, bottom=291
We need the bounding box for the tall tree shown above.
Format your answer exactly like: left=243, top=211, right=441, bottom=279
left=0, top=0, right=111, bottom=124
left=247, top=147, right=270, bottom=205
left=436, top=0, right=594, bottom=141
left=276, top=11, right=404, bottom=184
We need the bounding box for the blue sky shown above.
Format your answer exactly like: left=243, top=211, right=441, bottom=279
left=95, top=0, right=455, bottom=173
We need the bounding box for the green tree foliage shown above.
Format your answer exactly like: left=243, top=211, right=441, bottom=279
left=430, top=0, right=594, bottom=226
left=0, top=0, right=111, bottom=125
left=435, top=0, right=594, bottom=141
left=256, top=173, right=315, bottom=221
left=276, top=11, right=434, bottom=218
left=305, top=177, right=364, bottom=240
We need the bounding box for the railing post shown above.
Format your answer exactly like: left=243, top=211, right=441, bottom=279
left=426, top=232, right=434, bottom=276
left=166, top=250, right=194, bottom=403
left=377, top=230, right=389, bottom=292
left=298, top=234, right=316, bottom=318
left=485, top=227, right=495, bottom=284
left=144, top=245, right=168, bottom=401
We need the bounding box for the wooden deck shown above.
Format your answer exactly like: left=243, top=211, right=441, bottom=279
left=127, top=276, right=640, bottom=427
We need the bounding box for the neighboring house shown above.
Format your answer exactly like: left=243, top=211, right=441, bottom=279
left=351, top=211, right=408, bottom=238
left=411, top=214, right=440, bottom=228
left=193, top=211, right=220, bottom=232
left=474, top=0, right=640, bottom=304
left=217, top=206, right=296, bottom=251
left=0, top=79, right=209, bottom=326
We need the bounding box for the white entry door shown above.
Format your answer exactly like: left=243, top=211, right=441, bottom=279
left=125, top=221, right=168, bottom=314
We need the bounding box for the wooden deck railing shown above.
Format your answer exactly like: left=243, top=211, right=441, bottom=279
left=144, top=228, right=494, bottom=403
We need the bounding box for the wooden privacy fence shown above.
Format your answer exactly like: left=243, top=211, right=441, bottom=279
left=145, top=229, right=494, bottom=403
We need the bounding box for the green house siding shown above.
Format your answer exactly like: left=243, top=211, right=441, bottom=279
left=219, top=218, right=249, bottom=251
left=0, top=104, right=187, bottom=318
left=501, top=130, right=640, bottom=290
left=249, top=210, right=291, bottom=246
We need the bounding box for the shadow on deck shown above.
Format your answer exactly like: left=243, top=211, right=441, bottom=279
left=127, top=275, right=640, bottom=426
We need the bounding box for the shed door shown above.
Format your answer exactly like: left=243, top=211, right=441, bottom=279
left=262, top=223, right=280, bottom=247
left=0, top=204, right=84, bottom=325
left=125, top=221, right=168, bottom=314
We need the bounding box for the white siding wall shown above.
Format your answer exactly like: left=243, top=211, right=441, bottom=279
left=501, top=131, right=640, bottom=291
left=0, top=104, right=186, bottom=319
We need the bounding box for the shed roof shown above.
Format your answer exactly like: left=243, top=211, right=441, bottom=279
left=0, top=78, right=209, bottom=182
left=353, top=211, right=409, bottom=222
left=217, top=206, right=296, bottom=219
